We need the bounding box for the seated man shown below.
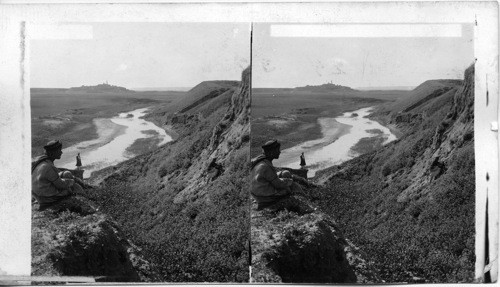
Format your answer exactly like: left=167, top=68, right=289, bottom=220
left=251, top=139, right=303, bottom=210
left=32, top=140, right=84, bottom=211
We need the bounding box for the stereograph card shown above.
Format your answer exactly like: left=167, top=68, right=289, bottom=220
left=0, top=1, right=497, bottom=285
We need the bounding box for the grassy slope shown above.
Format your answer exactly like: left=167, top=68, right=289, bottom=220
left=87, top=150, right=249, bottom=282
left=86, top=72, right=250, bottom=282
left=148, top=80, right=239, bottom=115
left=312, top=69, right=475, bottom=282
left=383, top=80, right=462, bottom=113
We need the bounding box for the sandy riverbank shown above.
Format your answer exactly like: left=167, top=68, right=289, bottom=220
left=275, top=107, right=398, bottom=177
left=57, top=118, right=127, bottom=166
left=57, top=108, right=172, bottom=178
left=273, top=118, right=352, bottom=169
left=162, top=124, right=180, bottom=141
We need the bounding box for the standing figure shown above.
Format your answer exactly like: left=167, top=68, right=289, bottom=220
left=76, top=153, right=82, bottom=169
left=300, top=152, right=306, bottom=168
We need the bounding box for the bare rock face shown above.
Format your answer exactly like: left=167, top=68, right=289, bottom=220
left=32, top=196, right=159, bottom=282
left=397, top=65, right=474, bottom=202
left=251, top=196, right=381, bottom=283
left=173, top=67, right=250, bottom=204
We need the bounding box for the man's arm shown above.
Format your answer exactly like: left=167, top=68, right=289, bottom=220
left=51, top=177, right=74, bottom=190
left=263, top=167, right=291, bottom=194
left=46, top=166, right=74, bottom=191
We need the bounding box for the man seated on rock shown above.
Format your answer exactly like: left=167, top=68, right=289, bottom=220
left=251, top=139, right=303, bottom=210
left=32, top=140, right=85, bottom=211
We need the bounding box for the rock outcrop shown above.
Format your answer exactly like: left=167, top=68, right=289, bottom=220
left=395, top=65, right=474, bottom=202
left=32, top=196, right=159, bottom=282
left=172, top=68, right=250, bottom=203
left=251, top=192, right=381, bottom=283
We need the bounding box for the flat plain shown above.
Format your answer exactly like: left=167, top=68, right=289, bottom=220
left=31, top=89, right=183, bottom=157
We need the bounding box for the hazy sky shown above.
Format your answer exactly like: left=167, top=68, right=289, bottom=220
left=253, top=24, right=474, bottom=88
left=31, top=23, right=250, bottom=88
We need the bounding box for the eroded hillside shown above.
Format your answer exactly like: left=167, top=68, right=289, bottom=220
left=33, top=68, right=250, bottom=282
left=313, top=65, right=475, bottom=282
left=87, top=68, right=251, bottom=282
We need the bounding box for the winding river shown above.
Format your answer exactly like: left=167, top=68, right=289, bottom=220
left=57, top=108, right=172, bottom=178
left=274, top=107, right=397, bottom=177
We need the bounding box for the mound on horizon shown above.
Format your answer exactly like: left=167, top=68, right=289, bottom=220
left=68, top=83, right=135, bottom=93
left=295, top=83, right=356, bottom=92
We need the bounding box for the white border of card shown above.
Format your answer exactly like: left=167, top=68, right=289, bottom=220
left=0, top=1, right=497, bottom=285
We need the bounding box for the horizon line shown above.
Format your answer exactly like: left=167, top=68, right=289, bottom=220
left=252, top=85, right=417, bottom=90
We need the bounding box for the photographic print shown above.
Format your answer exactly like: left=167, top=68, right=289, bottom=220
left=30, top=22, right=250, bottom=282
left=250, top=23, right=476, bottom=283
left=0, top=2, right=497, bottom=285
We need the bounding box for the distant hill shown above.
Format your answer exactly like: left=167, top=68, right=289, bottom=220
left=69, top=83, right=135, bottom=93
left=376, top=79, right=463, bottom=115
left=252, top=88, right=294, bottom=94
left=254, top=83, right=356, bottom=93
left=166, top=80, right=239, bottom=113
left=133, top=87, right=192, bottom=92
left=294, top=83, right=356, bottom=92
left=356, top=86, right=415, bottom=91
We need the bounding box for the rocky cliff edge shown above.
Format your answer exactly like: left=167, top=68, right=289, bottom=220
left=32, top=196, right=160, bottom=282
left=251, top=186, right=382, bottom=283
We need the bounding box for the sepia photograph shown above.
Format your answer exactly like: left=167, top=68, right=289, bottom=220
left=250, top=23, right=476, bottom=283
left=30, top=22, right=250, bottom=282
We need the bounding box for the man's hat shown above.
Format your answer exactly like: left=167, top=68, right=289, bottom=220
left=262, top=139, right=280, bottom=151
left=44, top=140, right=62, bottom=151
